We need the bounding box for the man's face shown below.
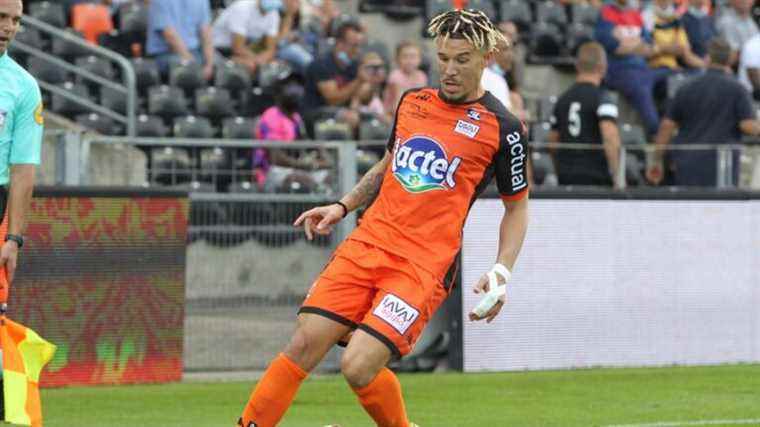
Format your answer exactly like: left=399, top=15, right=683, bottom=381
left=616, top=0, right=629, bottom=7
left=436, top=37, right=488, bottom=103
left=732, top=0, right=753, bottom=14
left=337, top=28, right=365, bottom=61
left=0, top=0, right=22, bottom=56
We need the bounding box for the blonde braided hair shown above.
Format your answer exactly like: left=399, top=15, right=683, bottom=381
left=427, top=9, right=508, bottom=53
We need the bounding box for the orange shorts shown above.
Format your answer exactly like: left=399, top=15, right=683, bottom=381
left=299, top=239, right=449, bottom=358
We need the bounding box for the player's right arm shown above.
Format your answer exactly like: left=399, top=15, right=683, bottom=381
left=293, top=151, right=390, bottom=240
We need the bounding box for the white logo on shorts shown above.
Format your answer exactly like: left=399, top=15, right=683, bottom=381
left=373, top=294, right=420, bottom=335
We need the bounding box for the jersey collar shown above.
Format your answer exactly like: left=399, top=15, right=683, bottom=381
left=0, top=51, right=8, bottom=66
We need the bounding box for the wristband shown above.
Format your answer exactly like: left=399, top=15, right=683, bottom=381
left=334, top=201, right=349, bottom=218
left=5, top=234, right=24, bottom=248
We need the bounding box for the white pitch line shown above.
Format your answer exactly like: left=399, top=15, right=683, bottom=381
left=603, top=419, right=760, bottom=427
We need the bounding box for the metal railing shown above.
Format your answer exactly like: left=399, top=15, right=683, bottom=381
left=16, top=15, right=137, bottom=136
left=529, top=142, right=754, bottom=189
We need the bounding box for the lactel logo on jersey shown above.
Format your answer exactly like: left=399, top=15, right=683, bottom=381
left=392, top=136, right=462, bottom=193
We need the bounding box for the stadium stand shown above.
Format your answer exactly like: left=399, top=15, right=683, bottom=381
left=16, top=0, right=758, bottom=193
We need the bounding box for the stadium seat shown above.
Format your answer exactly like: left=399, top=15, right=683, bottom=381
left=98, top=30, right=132, bottom=57
left=530, top=121, right=552, bottom=144
left=173, top=116, right=216, bottom=139
left=100, top=86, right=132, bottom=115
left=566, top=23, right=594, bottom=56
left=425, top=0, right=451, bottom=24
left=52, top=29, right=91, bottom=59
left=359, top=117, right=391, bottom=141
left=196, top=87, right=234, bottom=120
left=28, top=2, right=66, bottom=28
left=136, top=114, right=168, bottom=137
left=12, top=25, right=44, bottom=48
left=357, top=149, right=381, bottom=175
left=314, top=118, right=353, bottom=141
left=27, top=57, right=69, bottom=84
left=215, top=60, right=252, bottom=96
left=498, top=0, right=532, bottom=32
left=535, top=1, right=568, bottom=28
left=51, top=82, right=92, bottom=116
left=531, top=151, right=558, bottom=186
left=131, top=58, right=161, bottom=93
left=222, top=116, right=256, bottom=139
left=169, top=59, right=206, bottom=94
left=71, top=3, right=114, bottom=44
left=529, top=22, right=564, bottom=60
left=467, top=0, right=498, bottom=22
left=120, top=2, right=148, bottom=36
left=75, top=55, right=115, bottom=92
left=257, top=61, right=294, bottom=94
left=148, top=85, right=188, bottom=119
left=75, top=113, right=119, bottom=135
left=537, top=95, right=558, bottom=123
left=570, top=3, right=599, bottom=26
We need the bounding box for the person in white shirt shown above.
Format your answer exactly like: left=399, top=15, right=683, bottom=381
left=480, top=63, right=511, bottom=110
left=212, top=0, right=281, bottom=75
left=738, top=33, right=760, bottom=99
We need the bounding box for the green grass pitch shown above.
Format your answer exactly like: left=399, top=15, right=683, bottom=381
left=42, top=364, right=760, bottom=427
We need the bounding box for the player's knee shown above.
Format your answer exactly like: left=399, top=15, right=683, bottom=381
left=283, top=328, right=317, bottom=371
left=340, top=351, right=378, bottom=388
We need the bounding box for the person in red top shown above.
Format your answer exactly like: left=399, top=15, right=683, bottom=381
left=236, top=9, right=530, bottom=427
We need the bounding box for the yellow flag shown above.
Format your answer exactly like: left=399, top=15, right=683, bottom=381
left=1, top=318, right=57, bottom=427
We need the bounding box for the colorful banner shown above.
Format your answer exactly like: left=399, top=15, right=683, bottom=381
left=6, top=192, right=188, bottom=387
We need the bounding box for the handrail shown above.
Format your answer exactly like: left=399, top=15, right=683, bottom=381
left=83, top=135, right=361, bottom=149
left=20, top=15, right=136, bottom=137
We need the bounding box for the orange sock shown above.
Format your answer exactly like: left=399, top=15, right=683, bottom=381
left=351, top=368, right=409, bottom=427
left=238, top=353, right=308, bottom=427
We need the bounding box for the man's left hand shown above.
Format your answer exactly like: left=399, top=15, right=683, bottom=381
left=0, top=240, right=19, bottom=285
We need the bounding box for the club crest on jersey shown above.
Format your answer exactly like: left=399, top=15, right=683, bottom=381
left=392, top=136, right=462, bottom=193
left=467, top=108, right=480, bottom=121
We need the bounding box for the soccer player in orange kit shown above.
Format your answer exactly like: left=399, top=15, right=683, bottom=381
left=237, top=9, right=530, bottom=427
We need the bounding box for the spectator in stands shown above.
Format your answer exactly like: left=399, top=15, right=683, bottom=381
left=495, top=23, right=527, bottom=121
left=738, top=33, right=760, bottom=100
left=594, top=0, right=670, bottom=138
left=682, top=0, right=716, bottom=60
left=146, top=0, right=215, bottom=80
left=276, top=0, right=315, bottom=73
left=716, top=0, right=759, bottom=62
left=648, top=38, right=760, bottom=186
left=481, top=49, right=512, bottom=110
left=302, top=20, right=368, bottom=133
left=255, top=69, right=332, bottom=192
left=383, top=40, right=427, bottom=115
left=549, top=41, right=622, bottom=187
left=352, top=52, right=392, bottom=125
left=212, top=0, right=281, bottom=76
left=642, top=0, right=706, bottom=70
left=498, top=21, right=525, bottom=103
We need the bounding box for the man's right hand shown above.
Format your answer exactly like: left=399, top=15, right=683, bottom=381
left=293, top=204, right=346, bottom=240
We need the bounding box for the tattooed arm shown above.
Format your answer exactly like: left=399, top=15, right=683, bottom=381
left=293, top=152, right=391, bottom=240
left=339, top=151, right=390, bottom=211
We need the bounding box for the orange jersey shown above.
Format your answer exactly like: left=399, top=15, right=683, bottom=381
left=349, top=87, right=529, bottom=280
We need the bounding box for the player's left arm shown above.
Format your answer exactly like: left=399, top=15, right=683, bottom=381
left=0, top=83, right=43, bottom=284
left=470, top=117, right=529, bottom=323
